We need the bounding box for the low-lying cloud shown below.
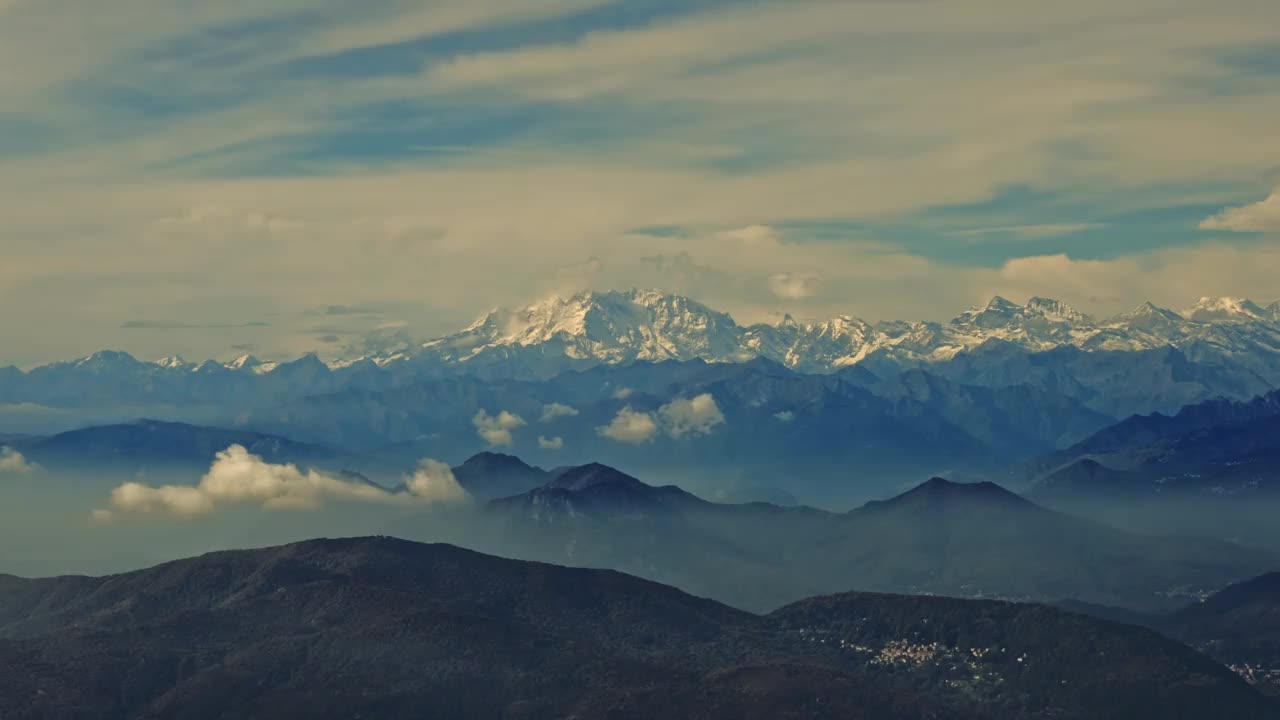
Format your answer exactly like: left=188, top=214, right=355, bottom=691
left=599, top=394, right=726, bottom=444
left=540, top=402, right=579, bottom=422
left=473, top=409, right=526, bottom=446
left=598, top=406, right=660, bottom=444
left=0, top=447, right=35, bottom=475
left=94, top=445, right=466, bottom=520
left=659, top=394, right=726, bottom=438
left=402, top=458, right=469, bottom=503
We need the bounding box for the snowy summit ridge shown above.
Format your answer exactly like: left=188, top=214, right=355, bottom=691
left=14, top=290, right=1280, bottom=381
left=340, top=289, right=1280, bottom=377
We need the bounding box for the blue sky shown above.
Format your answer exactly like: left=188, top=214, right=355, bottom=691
left=1, top=0, right=1279, bottom=365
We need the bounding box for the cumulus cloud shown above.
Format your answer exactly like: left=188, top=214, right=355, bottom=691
left=774, top=410, right=796, bottom=422
left=767, top=272, right=823, bottom=300
left=611, top=387, right=634, bottom=400
left=659, top=393, right=726, bottom=438
left=599, top=394, right=726, bottom=443
left=538, top=435, right=565, bottom=450
left=402, top=458, right=469, bottom=503
left=0, top=447, right=35, bottom=475
left=94, top=445, right=466, bottom=520
left=1201, top=190, right=1280, bottom=232
left=540, top=402, right=579, bottom=422
left=473, top=409, right=526, bottom=446
left=597, top=406, right=660, bottom=444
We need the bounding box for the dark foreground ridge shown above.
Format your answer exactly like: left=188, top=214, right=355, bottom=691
left=0, top=537, right=1274, bottom=720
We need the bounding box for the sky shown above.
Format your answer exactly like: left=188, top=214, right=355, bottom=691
left=2, top=0, right=1279, bottom=366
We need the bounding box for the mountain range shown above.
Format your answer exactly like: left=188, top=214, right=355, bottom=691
left=0, top=365, right=1116, bottom=504
left=1014, top=388, right=1280, bottom=550
left=1, top=537, right=1274, bottom=719
left=4, top=405, right=1272, bottom=612
left=8, top=290, right=1280, bottom=520
left=5, top=291, right=1280, bottom=498
left=5, top=290, right=1280, bottom=410
left=7, top=419, right=353, bottom=479
left=383, top=291, right=1280, bottom=379
left=424, top=456, right=1276, bottom=614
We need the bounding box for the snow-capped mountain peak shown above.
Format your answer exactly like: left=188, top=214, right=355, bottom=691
left=1183, top=296, right=1267, bottom=324
left=419, top=289, right=744, bottom=369
left=1109, top=301, right=1183, bottom=328
left=1025, top=297, right=1090, bottom=323
left=156, top=355, right=189, bottom=369
left=984, top=295, right=1022, bottom=312
left=73, top=350, right=142, bottom=371
left=30, top=291, right=1280, bottom=386
left=942, top=297, right=1088, bottom=353
left=225, top=354, right=262, bottom=370
left=330, top=291, right=1280, bottom=378
left=222, top=354, right=280, bottom=375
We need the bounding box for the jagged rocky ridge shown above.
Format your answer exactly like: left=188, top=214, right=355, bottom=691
left=362, top=291, right=1280, bottom=377
left=7, top=290, right=1280, bottom=389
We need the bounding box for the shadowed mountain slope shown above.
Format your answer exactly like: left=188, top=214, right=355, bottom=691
left=0, top=537, right=1274, bottom=720
left=471, top=465, right=1274, bottom=613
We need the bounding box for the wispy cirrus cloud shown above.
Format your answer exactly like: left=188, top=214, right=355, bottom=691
left=2, top=0, right=1280, bottom=365
left=948, top=223, right=1106, bottom=240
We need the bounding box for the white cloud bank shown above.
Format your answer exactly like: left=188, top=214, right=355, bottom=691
left=93, top=445, right=466, bottom=520
left=659, top=394, right=727, bottom=438
left=598, top=394, right=725, bottom=444
left=0, top=447, right=35, bottom=475
left=401, top=458, right=470, bottom=503
left=1201, top=190, right=1280, bottom=232
left=473, top=409, right=526, bottom=446
left=539, top=402, right=579, bottom=422
left=598, top=406, right=660, bottom=444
